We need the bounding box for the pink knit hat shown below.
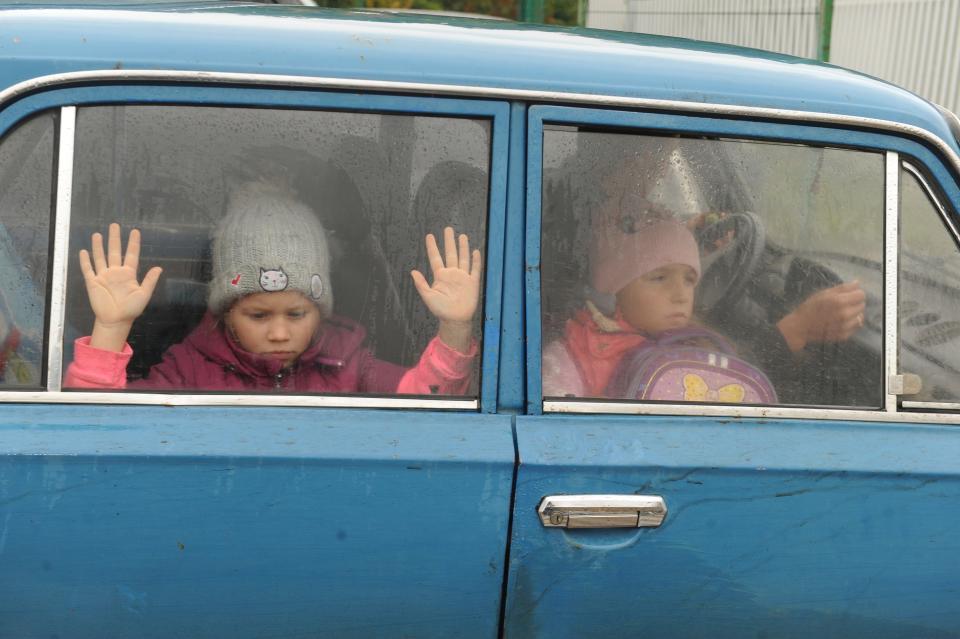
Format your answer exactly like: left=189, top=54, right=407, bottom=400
left=589, top=205, right=701, bottom=295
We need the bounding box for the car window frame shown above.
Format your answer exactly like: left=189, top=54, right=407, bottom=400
left=526, top=103, right=960, bottom=423
left=0, top=82, right=511, bottom=413
left=898, top=159, right=960, bottom=411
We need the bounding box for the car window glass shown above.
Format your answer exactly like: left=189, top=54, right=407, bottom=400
left=66, top=105, right=489, bottom=397
left=0, top=111, right=55, bottom=389
left=898, top=165, right=960, bottom=404
left=541, top=128, right=884, bottom=408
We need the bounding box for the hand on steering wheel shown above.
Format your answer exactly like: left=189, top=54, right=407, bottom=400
left=776, top=280, right=867, bottom=353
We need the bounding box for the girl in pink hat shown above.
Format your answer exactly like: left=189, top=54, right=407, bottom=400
left=542, top=205, right=864, bottom=401
left=542, top=216, right=704, bottom=398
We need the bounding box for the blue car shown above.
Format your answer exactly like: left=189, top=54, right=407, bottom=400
left=1, top=3, right=959, bottom=637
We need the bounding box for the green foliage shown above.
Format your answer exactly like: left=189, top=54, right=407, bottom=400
left=543, top=0, right=578, bottom=25
left=316, top=0, right=581, bottom=25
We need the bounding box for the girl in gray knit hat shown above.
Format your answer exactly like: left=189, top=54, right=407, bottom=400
left=65, top=182, right=481, bottom=394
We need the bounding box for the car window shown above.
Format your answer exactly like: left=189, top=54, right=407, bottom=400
left=899, top=163, right=960, bottom=404
left=0, top=111, right=56, bottom=389
left=541, top=127, right=884, bottom=408
left=64, top=105, right=489, bottom=397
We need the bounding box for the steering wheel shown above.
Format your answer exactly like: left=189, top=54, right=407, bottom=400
left=694, top=212, right=766, bottom=315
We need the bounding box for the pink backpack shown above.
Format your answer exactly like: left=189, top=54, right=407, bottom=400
left=604, top=326, right=777, bottom=404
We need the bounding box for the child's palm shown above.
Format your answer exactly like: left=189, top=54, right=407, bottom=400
left=419, top=266, right=479, bottom=323
left=86, top=265, right=156, bottom=324
left=79, top=224, right=162, bottom=326
left=411, top=227, right=482, bottom=324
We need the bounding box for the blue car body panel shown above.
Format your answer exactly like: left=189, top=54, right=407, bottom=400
left=0, top=3, right=958, bottom=637
left=504, top=100, right=960, bottom=638
left=0, top=406, right=515, bottom=638
left=507, top=416, right=960, bottom=638
left=505, top=101, right=960, bottom=637
left=0, top=37, right=518, bottom=636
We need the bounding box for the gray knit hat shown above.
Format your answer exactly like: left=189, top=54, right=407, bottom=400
left=208, top=182, right=333, bottom=316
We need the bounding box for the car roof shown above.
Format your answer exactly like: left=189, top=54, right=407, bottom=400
left=0, top=2, right=957, bottom=152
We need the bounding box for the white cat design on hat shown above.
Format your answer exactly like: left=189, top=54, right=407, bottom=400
left=259, top=268, right=289, bottom=292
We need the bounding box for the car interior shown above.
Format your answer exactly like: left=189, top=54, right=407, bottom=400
left=540, top=127, right=896, bottom=408
left=62, top=105, right=489, bottom=390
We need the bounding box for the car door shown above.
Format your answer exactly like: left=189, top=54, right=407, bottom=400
left=0, top=83, right=515, bottom=639
left=504, top=105, right=960, bottom=637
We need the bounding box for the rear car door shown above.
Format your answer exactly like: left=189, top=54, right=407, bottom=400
left=504, top=105, right=960, bottom=637
left=0, top=83, right=514, bottom=639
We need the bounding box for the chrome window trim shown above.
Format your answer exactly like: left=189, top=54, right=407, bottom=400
left=934, top=103, right=960, bottom=148
left=21, top=96, right=486, bottom=411
left=0, top=69, right=957, bottom=177
left=542, top=400, right=960, bottom=424
left=902, top=161, right=960, bottom=245
left=902, top=401, right=960, bottom=411
left=0, top=391, right=477, bottom=410
left=46, top=105, right=76, bottom=392
left=1, top=70, right=956, bottom=416
left=899, top=161, right=960, bottom=413
left=884, top=152, right=900, bottom=412
left=542, top=146, right=953, bottom=423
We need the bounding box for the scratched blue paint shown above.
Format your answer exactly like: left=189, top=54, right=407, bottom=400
left=510, top=103, right=960, bottom=636
left=523, top=113, right=545, bottom=416
left=496, top=101, right=527, bottom=413
left=0, top=406, right=514, bottom=638
left=0, top=4, right=958, bottom=637
left=480, top=100, right=510, bottom=413
left=516, top=415, right=960, bottom=473
left=506, top=416, right=960, bottom=638
left=0, top=14, right=517, bottom=635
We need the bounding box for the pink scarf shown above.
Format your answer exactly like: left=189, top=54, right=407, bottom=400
left=562, top=304, right=646, bottom=396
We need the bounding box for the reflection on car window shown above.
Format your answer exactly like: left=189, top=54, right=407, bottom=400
left=541, top=128, right=884, bottom=408
left=64, top=105, right=489, bottom=397
left=899, top=165, right=960, bottom=404
left=0, top=111, right=55, bottom=389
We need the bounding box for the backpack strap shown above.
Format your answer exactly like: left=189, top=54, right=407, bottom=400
left=604, top=341, right=657, bottom=399
left=648, top=325, right=736, bottom=354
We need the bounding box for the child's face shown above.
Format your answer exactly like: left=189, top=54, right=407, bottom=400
left=616, top=263, right=697, bottom=334
left=225, top=291, right=322, bottom=367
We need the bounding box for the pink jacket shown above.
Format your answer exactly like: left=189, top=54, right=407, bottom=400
left=65, top=313, right=476, bottom=395
left=542, top=306, right=646, bottom=398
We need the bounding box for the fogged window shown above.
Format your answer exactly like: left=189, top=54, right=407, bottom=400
left=541, top=128, right=883, bottom=408
left=65, top=105, right=489, bottom=397
left=899, top=165, right=960, bottom=404
left=0, top=112, right=55, bottom=389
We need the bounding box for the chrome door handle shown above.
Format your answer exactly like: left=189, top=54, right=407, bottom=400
left=538, top=495, right=667, bottom=529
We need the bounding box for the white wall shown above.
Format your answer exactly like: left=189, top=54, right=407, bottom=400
left=586, top=0, right=820, bottom=56
left=586, top=0, right=960, bottom=115
left=831, top=0, right=959, bottom=114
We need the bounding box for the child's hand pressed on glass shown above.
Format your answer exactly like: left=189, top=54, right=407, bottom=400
left=80, top=223, right=162, bottom=351
left=411, top=226, right=482, bottom=353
